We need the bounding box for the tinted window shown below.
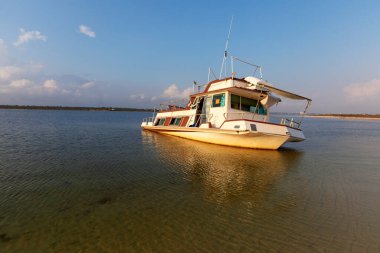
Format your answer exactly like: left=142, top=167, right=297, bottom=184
left=158, top=118, right=165, bottom=125
left=174, top=118, right=181, bottom=125
left=212, top=93, right=225, bottom=107
left=169, top=118, right=176, bottom=125
left=231, top=94, right=240, bottom=109
left=230, top=94, right=267, bottom=115
left=241, top=96, right=258, bottom=112
left=250, top=124, right=257, bottom=131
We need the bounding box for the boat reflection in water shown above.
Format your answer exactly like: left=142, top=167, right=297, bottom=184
left=142, top=130, right=303, bottom=206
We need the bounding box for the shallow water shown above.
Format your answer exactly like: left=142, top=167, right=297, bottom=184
left=1, top=110, right=380, bottom=252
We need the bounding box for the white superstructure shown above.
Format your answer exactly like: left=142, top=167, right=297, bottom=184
left=141, top=65, right=312, bottom=150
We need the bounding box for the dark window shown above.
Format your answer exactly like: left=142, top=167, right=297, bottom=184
left=230, top=94, right=267, bottom=115
left=250, top=124, right=257, bottom=131
left=231, top=94, right=240, bottom=110
left=174, top=118, right=181, bottom=125
left=212, top=93, right=225, bottom=107
left=257, top=106, right=267, bottom=115
left=169, top=118, right=182, bottom=126
left=158, top=118, right=165, bottom=125
left=241, top=96, right=257, bottom=112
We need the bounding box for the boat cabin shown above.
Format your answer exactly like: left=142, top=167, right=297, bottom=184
left=141, top=57, right=312, bottom=149
left=151, top=76, right=282, bottom=129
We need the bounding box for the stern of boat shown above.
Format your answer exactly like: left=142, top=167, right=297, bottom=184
left=141, top=117, right=155, bottom=127
left=285, top=126, right=306, bottom=142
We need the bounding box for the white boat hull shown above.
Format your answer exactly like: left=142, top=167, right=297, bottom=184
left=141, top=125, right=302, bottom=150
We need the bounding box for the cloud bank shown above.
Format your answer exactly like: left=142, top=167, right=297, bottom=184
left=344, top=79, right=380, bottom=102
left=79, top=25, right=96, bottom=38
left=14, top=28, right=47, bottom=47
left=154, top=84, right=192, bottom=100
left=0, top=38, right=103, bottom=105
left=130, top=93, right=145, bottom=100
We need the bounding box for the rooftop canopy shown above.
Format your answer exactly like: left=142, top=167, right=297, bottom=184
left=244, top=76, right=312, bottom=101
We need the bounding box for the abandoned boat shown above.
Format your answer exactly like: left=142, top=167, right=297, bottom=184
left=141, top=58, right=311, bottom=150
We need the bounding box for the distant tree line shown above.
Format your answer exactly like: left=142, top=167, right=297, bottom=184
left=0, top=105, right=153, bottom=112
left=311, top=113, right=380, bottom=118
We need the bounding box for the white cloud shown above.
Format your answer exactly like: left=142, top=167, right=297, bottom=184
left=0, top=63, right=43, bottom=81
left=81, top=81, right=95, bottom=89
left=0, top=51, right=102, bottom=104
left=130, top=93, right=145, bottom=100
left=61, top=89, right=72, bottom=95
left=344, top=79, right=380, bottom=102
left=161, top=84, right=192, bottom=99
left=79, top=25, right=96, bottom=38
left=14, top=28, right=47, bottom=47
left=10, top=79, right=33, bottom=88
left=43, top=79, right=59, bottom=93
left=0, top=66, right=23, bottom=80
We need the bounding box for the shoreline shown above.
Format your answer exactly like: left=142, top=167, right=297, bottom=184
left=306, top=115, right=380, bottom=121
left=0, top=105, right=153, bottom=112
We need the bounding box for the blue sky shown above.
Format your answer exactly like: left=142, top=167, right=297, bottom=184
left=1, top=0, right=380, bottom=113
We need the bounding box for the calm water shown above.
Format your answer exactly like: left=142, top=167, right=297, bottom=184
left=1, top=110, right=380, bottom=252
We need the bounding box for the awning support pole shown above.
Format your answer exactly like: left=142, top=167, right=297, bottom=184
left=299, top=100, right=311, bottom=127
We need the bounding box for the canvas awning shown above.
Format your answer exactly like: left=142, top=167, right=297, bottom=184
left=244, top=76, right=312, bottom=101
left=258, top=81, right=312, bottom=101
left=260, top=95, right=281, bottom=109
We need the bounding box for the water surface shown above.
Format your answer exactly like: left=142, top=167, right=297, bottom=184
left=1, top=110, right=380, bottom=252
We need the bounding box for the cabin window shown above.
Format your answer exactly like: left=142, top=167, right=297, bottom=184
left=174, top=118, right=181, bottom=125
left=259, top=106, right=267, bottom=115
left=158, top=118, right=165, bottom=125
left=241, top=96, right=257, bottom=112
left=257, top=106, right=266, bottom=115
left=169, top=118, right=182, bottom=126
left=231, top=94, right=267, bottom=115
left=231, top=94, right=240, bottom=110
left=212, top=93, right=225, bottom=107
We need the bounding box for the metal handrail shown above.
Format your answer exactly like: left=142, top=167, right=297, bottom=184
left=144, top=113, right=213, bottom=127
left=187, top=113, right=214, bottom=127
left=280, top=117, right=300, bottom=128
left=223, top=112, right=266, bottom=121
left=142, top=117, right=155, bottom=123
left=222, top=112, right=301, bottom=128
left=159, top=98, right=189, bottom=111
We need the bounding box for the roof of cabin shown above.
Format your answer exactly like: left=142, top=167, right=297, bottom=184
left=203, top=77, right=248, bottom=93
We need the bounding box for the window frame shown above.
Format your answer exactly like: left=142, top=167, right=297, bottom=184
left=169, top=118, right=176, bottom=125
left=169, top=117, right=183, bottom=126
left=211, top=93, right=226, bottom=108
left=231, top=94, right=241, bottom=110
left=230, top=93, right=267, bottom=115
left=158, top=118, right=165, bottom=125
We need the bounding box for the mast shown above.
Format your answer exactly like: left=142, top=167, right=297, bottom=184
left=219, top=16, right=234, bottom=79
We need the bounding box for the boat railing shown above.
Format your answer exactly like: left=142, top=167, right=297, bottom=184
left=159, top=98, right=189, bottom=111
left=142, top=117, right=155, bottom=125
left=223, top=112, right=301, bottom=129
left=223, top=112, right=266, bottom=121
left=280, top=117, right=300, bottom=129
left=187, top=113, right=214, bottom=127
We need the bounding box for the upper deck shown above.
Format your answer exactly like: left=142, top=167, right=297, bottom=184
left=146, top=72, right=312, bottom=130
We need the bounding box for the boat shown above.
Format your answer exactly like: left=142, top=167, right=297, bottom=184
left=141, top=55, right=311, bottom=150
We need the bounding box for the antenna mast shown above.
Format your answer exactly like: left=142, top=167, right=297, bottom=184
left=219, top=16, right=234, bottom=79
